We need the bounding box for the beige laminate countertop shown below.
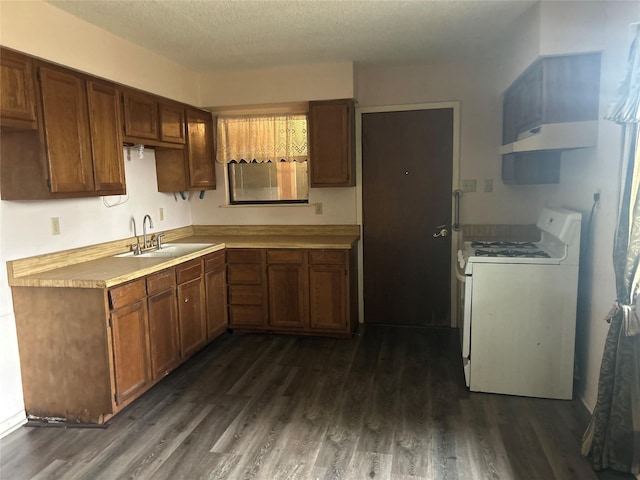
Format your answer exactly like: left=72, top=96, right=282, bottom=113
left=8, top=232, right=359, bottom=289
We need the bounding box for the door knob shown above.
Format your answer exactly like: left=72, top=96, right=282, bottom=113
left=433, top=225, right=449, bottom=237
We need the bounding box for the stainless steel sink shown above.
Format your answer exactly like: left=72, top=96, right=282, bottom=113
left=114, top=243, right=216, bottom=258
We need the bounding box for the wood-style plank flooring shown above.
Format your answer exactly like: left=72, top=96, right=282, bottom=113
left=0, top=325, right=634, bottom=480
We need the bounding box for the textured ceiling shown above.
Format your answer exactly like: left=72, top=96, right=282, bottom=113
left=47, top=0, right=537, bottom=72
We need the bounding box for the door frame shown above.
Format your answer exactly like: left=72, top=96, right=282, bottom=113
left=355, top=101, right=461, bottom=327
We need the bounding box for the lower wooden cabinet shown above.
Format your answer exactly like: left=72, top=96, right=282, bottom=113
left=9, top=245, right=355, bottom=424
left=146, top=269, right=180, bottom=380
left=267, top=250, right=308, bottom=330
left=204, top=251, right=228, bottom=340
left=309, top=261, right=348, bottom=332
left=176, top=259, right=207, bottom=359
left=109, top=279, right=151, bottom=405
left=227, top=249, right=269, bottom=328
left=230, top=247, right=357, bottom=337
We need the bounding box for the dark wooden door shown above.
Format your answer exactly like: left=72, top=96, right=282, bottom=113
left=362, top=108, right=453, bottom=326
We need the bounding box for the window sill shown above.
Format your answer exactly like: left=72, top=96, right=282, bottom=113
left=218, top=203, right=315, bottom=209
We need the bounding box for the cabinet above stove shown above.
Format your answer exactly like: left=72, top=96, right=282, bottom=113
left=500, top=52, right=601, bottom=185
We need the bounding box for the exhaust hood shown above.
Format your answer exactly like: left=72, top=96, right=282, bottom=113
left=498, top=120, right=598, bottom=155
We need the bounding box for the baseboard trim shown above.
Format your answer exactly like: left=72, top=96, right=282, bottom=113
left=0, top=410, right=27, bottom=439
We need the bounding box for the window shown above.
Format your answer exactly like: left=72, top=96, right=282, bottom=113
left=217, top=114, right=309, bottom=204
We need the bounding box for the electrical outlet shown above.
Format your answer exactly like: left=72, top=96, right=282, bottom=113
left=462, top=179, right=477, bottom=193
left=51, top=217, right=60, bottom=235
left=315, top=203, right=323, bottom=215
left=484, top=179, right=493, bottom=192
left=159, top=207, right=164, bottom=221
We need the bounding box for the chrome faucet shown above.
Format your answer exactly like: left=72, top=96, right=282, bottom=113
left=142, top=214, right=154, bottom=248
left=131, top=217, right=141, bottom=255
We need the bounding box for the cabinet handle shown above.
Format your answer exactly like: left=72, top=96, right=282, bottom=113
left=184, top=297, right=189, bottom=303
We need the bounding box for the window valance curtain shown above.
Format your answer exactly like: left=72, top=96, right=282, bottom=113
left=216, top=114, right=308, bottom=164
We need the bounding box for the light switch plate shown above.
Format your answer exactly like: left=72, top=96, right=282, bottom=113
left=51, top=217, right=60, bottom=235
left=484, top=179, right=493, bottom=192
left=315, top=203, right=323, bottom=215
left=462, top=179, right=477, bottom=193
left=159, top=207, right=164, bottom=221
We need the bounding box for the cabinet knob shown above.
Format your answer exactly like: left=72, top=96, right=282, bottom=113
left=184, top=297, right=189, bottom=303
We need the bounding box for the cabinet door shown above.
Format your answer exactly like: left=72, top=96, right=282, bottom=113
left=122, top=90, right=159, bottom=140
left=308, top=265, right=347, bottom=331
left=177, top=277, right=206, bottom=358
left=38, top=65, right=95, bottom=193
left=159, top=102, right=185, bottom=144
left=110, top=299, right=151, bottom=405
left=87, top=80, right=126, bottom=194
left=268, top=264, right=308, bottom=329
left=0, top=48, right=37, bottom=129
left=205, top=250, right=227, bottom=340
left=186, top=108, right=216, bottom=189
left=205, top=267, right=228, bottom=340
left=147, top=287, right=180, bottom=380
left=517, top=63, right=543, bottom=133
left=309, top=99, right=354, bottom=187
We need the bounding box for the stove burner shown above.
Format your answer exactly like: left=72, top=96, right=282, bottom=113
left=474, top=249, right=551, bottom=258
left=471, top=241, right=537, bottom=249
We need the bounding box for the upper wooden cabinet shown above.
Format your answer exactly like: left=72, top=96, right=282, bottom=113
left=1, top=61, right=126, bottom=200
left=309, top=99, right=355, bottom=187
left=39, top=65, right=95, bottom=194
left=502, top=53, right=601, bottom=145
left=501, top=53, right=600, bottom=185
left=87, top=79, right=127, bottom=194
left=122, top=88, right=185, bottom=148
left=0, top=48, right=37, bottom=129
left=155, top=107, right=216, bottom=192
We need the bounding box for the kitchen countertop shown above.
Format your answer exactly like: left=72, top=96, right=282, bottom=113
left=7, top=226, right=360, bottom=289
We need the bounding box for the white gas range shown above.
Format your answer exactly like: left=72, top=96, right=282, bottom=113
left=458, top=207, right=581, bottom=400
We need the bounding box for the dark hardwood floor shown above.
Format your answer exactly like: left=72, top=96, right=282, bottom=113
left=0, top=325, right=633, bottom=480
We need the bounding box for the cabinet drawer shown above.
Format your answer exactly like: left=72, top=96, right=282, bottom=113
left=176, top=259, right=202, bottom=284
left=229, top=305, right=265, bottom=327
left=146, top=268, right=175, bottom=295
left=204, top=251, right=225, bottom=272
left=267, top=250, right=304, bottom=264
left=229, top=285, right=264, bottom=305
left=109, top=279, right=146, bottom=310
left=309, top=250, right=346, bottom=265
left=227, top=249, right=261, bottom=264
left=227, top=264, right=262, bottom=284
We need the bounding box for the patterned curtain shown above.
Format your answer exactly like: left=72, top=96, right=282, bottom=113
left=216, top=114, right=308, bottom=163
left=581, top=24, right=640, bottom=480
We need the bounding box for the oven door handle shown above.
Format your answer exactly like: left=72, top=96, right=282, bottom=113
left=452, top=189, right=463, bottom=231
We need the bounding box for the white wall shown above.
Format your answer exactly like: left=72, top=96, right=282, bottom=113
left=0, top=0, right=200, bottom=104
left=199, top=62, right=355, bottom=108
